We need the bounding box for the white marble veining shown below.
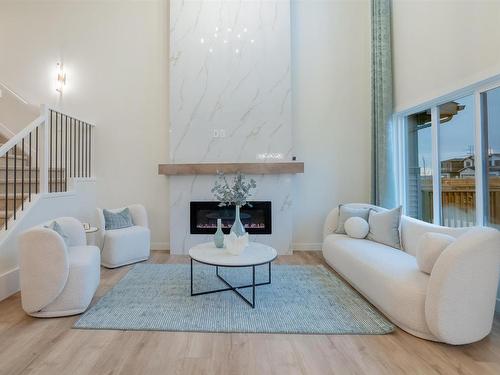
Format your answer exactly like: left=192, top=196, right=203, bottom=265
left=169, top=0, right=292, bottom=254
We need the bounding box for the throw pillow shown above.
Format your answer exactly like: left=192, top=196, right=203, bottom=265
left=103, top=208, right=134, bottom=230
left=416, top=232, right=455, bottom=274
left=44, top=221, right=70, bottom=246
left=335, top=205, right=370, bottom=234
left=367, top=206, right=402, bottom=249
left=344, top=217, right=369, bottom=239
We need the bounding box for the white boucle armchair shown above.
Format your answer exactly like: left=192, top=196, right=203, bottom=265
left=18, top=217, right=100, bottom=318
left=96, top=204, right=150, bottom=268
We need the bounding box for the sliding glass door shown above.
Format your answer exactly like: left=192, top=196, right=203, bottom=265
left=482, top=87, right=500, bottom=230
left=406, top=110, right=433, bottom=222
left=398, top=79, right=500, bottom=229
left=439, top=96, right=476, bottom=227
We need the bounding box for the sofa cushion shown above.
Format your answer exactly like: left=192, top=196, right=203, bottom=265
left=367, top=206, right=402, bottom=249
left=103, top=208, right=134, bottom=230
left=44, top=221, right=70, bottom=246
left=335, top=205, right=370, bottom=234
left=323, top=234, right=432, bottom=337
left=400, top=216, right=468, bottom=256
left=344, top=217, right=369, bottom=239
left=416, top=233, right=455, bottom=274
left=102, top=225, right=150, bottom=268
left=323, top=204, right=387, bottom=240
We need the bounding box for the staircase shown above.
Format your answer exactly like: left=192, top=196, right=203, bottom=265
left=0, top=134, right=33, bottom=228
left=0, top=105, right=94, bottom=231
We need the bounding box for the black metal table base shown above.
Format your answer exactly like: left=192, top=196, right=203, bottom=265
left=190, top=258, right=272, bottom=308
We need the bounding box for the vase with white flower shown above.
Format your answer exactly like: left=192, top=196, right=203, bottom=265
left=211, top=172, right=257, bottom=237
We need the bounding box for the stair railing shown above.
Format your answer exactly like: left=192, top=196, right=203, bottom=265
left=0, top=105, right=95, bottom=230
left=46, top=108, right=95, bottom=193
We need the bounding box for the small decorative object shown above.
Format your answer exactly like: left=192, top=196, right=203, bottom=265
left=225, top=232, right=249, bottom=255
left=214, top=218, right=225, bottom=248
left=82, top=222, right=90, bottom=231
left=211, top=172, right=256, bottom=236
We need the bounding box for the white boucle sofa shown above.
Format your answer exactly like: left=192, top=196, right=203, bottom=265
left=322, top=203, right=500, bottom=345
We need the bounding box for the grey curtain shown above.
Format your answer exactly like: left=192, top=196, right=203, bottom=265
left=371, top=0, right=396, bottom=208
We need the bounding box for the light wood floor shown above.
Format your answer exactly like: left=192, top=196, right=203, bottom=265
left=1, top=251, right=500, bottom=375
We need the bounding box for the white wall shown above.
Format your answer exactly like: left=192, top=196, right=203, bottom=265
left=291, top=0, right=372, bottom=249
left=0, top=0, right=170, bottom=249
left=393, top=0, right=500, bottom=112
left=0, top=0, right=372, bottom=253
left=0, top=86, right=39, bottom=137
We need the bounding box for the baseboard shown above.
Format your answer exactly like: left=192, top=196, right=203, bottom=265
left=0, top=267, right=19, bottom=302
left=151, top=242, right=169, bottom=251
left=292, top=243, right=322, bottom=251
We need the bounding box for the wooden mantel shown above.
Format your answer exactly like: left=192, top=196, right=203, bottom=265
left=158, top=162, right=304, bottom=176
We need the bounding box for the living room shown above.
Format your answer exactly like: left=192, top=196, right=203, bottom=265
left=0, top=0, right=499, bottom=374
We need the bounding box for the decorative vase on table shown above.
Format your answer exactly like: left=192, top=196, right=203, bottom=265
left=214, top=218, right=225, bottom=248
left=230, top=205, right=246, bottom=237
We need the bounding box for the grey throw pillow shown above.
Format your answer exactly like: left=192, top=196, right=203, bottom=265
left=103, top=208, right=134, bottom=230
left=44, top=221, right=70, bottom=246
left=367, top=206, right=402, bottom=249
left=335, top=205, right=370, bottom=234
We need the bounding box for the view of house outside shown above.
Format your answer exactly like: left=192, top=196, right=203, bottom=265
left=406, top=89, right=500, bottom=230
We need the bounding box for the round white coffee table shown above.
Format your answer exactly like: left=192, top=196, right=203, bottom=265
left=189, top=242, right=277, bottom=308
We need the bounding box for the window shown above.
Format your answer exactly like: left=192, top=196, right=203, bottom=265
left=482, top=86, right=500, bottom=230
left=397, top=78, right=500, bottom=229
left=406, top=109, right=433, bottom=222
left=439, top=96, right=476, bottom=227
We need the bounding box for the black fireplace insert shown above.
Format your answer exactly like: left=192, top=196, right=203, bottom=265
left=190, top=201, right=272, bottom=235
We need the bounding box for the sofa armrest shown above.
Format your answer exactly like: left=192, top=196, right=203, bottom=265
left=323, top=207, right=340, bottom=240
left=18, top=228, right=69, bottom=314
left=128, top=204, right=148, bottom=228
left=425, top=227, right=500, bottom=345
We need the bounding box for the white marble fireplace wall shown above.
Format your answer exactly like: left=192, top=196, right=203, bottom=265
left=169, top=0, right=292, bottom=254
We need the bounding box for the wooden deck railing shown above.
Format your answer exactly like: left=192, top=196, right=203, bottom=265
left=420, top=177, right=500, bottom=229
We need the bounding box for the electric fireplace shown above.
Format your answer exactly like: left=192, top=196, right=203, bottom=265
left=190, top=201, right=272, bottom=235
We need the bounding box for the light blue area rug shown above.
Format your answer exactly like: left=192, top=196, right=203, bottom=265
left=74, top=264, right=394, bottom=334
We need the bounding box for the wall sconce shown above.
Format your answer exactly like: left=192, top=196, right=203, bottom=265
left=56, top=62, right=66, bottom=93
